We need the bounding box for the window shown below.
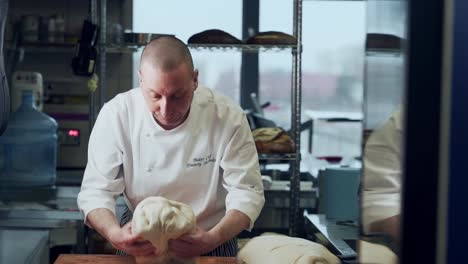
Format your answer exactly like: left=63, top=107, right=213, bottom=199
left=133, top=0, right=242, bottom=102
left=134, top=1, right=369, bottom=158
left=259, top=1, right=366, bottom=157
left=365, top=0, right=407, bottom=129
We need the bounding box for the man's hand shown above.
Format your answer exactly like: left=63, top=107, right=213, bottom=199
left=169, top=227, right=220, bottom=258
left=170, top=209, right=250, bottom=257
left=87, top=208, right=157, bottom=256
left=107, top=222, right=157, bottom=256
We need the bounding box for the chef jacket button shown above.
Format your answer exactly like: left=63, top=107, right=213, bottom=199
left=146, top=133, right=151, bottom=138
left=146, top=167, right=152, bottom=172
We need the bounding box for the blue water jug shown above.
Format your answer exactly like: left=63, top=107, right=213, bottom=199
left=0, top=90, right=57, bottom=187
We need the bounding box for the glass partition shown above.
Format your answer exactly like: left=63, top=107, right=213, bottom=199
left=360, top=0, right=407, bottom=262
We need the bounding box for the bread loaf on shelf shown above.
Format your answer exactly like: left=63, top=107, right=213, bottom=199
left=246, top=31, right=297, bottom=45
left=366, top=33, right=403, bottom=51
left=187, top=29, right=242, bottom=44
left=252, top=127, right=295, bottom=154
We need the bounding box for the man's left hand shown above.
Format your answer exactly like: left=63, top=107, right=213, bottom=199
left=169, top=227, right=220, bottom=258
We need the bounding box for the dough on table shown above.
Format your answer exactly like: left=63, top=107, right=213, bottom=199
left=237, top=235, right=340, bottom=264
left=131, top=196, right=196, bottom=264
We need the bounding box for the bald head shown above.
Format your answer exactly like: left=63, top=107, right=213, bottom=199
left=140, top=36, right=194, bottom=73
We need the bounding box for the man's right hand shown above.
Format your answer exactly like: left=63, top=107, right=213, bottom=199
left=106, top=222, right=156, bottom=256
left=86, top=208, right=156, bottom=256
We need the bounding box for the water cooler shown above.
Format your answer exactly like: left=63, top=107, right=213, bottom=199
left=0, top=90, right=57, bottom=199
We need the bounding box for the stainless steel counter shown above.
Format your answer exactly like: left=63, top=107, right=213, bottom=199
left=304, top=212, right=358, bottom=260
left=0, top=187, right=81, bottom=226
left=0, top=186, right=88, bottom=256
left=0, top=185, right=128, bottom=259
left=0, top=229, right=50, bottom=264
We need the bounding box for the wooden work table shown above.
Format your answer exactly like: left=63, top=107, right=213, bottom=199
left=55, top=254, right=237, bottom=264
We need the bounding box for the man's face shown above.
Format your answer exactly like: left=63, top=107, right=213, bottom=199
left=139, top=63, right=198, bottom=130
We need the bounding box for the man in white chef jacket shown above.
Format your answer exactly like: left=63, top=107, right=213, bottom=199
left=362, top=108, right=403, bottom=247
left=77, top=36, right=265, bottom=257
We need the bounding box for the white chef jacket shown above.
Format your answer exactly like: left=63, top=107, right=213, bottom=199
left=77, top=86, right=265, bottom=231
left=362, top=108, right=402, bottom=231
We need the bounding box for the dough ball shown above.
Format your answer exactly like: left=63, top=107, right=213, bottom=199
left=132, top=196, right=196, bottom=255
left=237, top=235, right=340, bottom=264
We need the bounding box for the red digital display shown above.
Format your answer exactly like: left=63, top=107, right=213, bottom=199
left=68, top=129, right=80, bottom=137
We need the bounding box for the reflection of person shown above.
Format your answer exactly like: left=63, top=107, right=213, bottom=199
left=362, top=108, right=403, bottom=245
left=77, top=36, right=265, bottom=258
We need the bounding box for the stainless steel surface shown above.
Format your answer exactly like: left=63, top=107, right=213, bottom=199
left=0, top=210, right=81, bottom=221
left=289, top=0, right=303, bottom=237
left=0, top=186, right=82, bottom=229
left=123, top=32, right=174, bottom=46
left=0, top=218, right=80, bottom=229
left=0, top=186, right=82, bottom=254
left=0, top=229, right=50, bottom=264
left=0, top=186, right=127, bottom=254
left=304, top=212, right=358, bottom=258
left=4, top=43, right=75, bottom=53
left=188, top=43, right=297, bottom=51
left=105, top=43, right=297, bottom=53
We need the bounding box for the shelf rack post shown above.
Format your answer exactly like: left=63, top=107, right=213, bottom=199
left=289, top=0, right=303, bottom=237
left=89, top=0, right=98, bottom=129
left=99, top=0, right=107, bottom=110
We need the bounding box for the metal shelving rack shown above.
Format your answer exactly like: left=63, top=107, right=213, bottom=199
left=89, top=0, right=99, bottom=132
left=105, top=44, right=297, bottom=53
left=289, top=0, right=303, bottom=237
left=91, top=0, right=303, bottom=236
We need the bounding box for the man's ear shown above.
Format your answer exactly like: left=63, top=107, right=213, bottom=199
left=193, top=69, right=199, bottom=91
left=138, top=69, right=143, bottom=85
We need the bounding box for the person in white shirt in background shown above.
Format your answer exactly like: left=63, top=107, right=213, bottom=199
left=77, top=36, right=265, bottom=258
left=362, top=108, right=403, bottom=248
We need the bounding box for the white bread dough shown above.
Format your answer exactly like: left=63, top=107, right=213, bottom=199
left=237, top=235, right=340, bottom=264
left=132, top=196, right=196, bottom=264
left=358, top=240, right=398, bottom=264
